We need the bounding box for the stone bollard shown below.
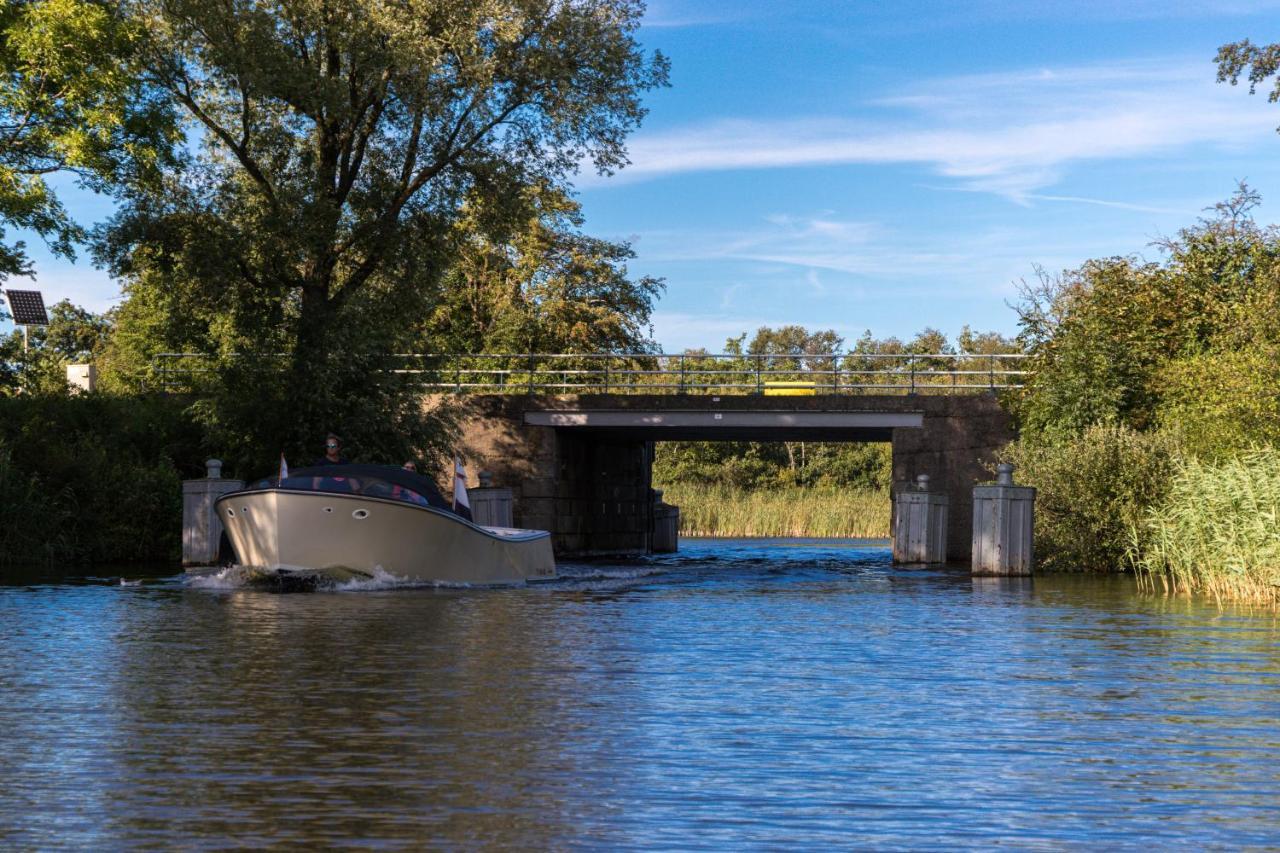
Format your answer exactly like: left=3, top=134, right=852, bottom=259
left=182, top=459, right=244, bottom=567
left=652, top=488, right=680, bottom=553
left=893, top=474, right=948, bottom=565
left=972, top=463, right=1036, bottom=576
left=468, top=471, right=514, bottom=528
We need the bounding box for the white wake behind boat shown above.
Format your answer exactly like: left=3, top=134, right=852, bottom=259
left=214, top=464, right=556, bottom=585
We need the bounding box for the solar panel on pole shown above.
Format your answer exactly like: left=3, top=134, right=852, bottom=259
left=4, top=290, right=48, bottom=326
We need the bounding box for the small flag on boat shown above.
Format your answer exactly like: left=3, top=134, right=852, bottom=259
left=279, top=452, right=289, bottom=482
left=453, top=456, right=472, bottom=520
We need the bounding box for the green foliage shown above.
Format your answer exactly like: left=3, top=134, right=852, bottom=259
left=654, top=440, right=890, bottom=491
left=425, top=185, right=663, bottom=355
left=1155, top=347, right=1280, bottom=459
left=1133, top=449, right=1280, bottom=604
left=0, top=0, right=175, bottom=279
left=1013, top=184, right=1280, bottom=438
left=1001, top=424, right=1184, bottom=572
left=660, top=483, right=889, bottom=539
left=0, top=394, right=208, bottom=565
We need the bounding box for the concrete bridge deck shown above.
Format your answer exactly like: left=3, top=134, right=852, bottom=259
left=442, top=393, right=1016, bottom=559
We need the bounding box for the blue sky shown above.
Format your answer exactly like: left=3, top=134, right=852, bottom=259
left=9, top=0, right=1280, bottom=351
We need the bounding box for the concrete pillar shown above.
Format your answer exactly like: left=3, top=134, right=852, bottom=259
left=469, top=471, right=515, bottom=528
left=893, top=474, right=948, bottom=565
left=182, top=459, right=244, bottom=567
left=972, top=463, right=1035, bottom=576
left=652, top=489, right=680, bottom=553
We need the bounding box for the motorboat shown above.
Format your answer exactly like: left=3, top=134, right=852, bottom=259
left=213, top=464, right=556, bottom=586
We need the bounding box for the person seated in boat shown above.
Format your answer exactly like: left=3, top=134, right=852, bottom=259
left=387, top=462, right=431, bottom=506
left=314, top=433, right=349, bottom=466
left=312, top=434, right=358, bottom=491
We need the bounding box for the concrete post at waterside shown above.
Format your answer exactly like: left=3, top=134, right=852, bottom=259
left=971, top=463, right=1035, bottom=576
left=893, top=474, right=948, bottom=565
left=468, top=471, right=514, bottom=528
left=652, top=489, right=680, bottom=554
left=182, top=459, right=244, bottom=567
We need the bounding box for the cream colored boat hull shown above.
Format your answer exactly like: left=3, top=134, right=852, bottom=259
left=214, top=490, right=556, bottom=585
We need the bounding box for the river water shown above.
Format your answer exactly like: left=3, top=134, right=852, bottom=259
left=1, top=538, right=1278, bottom=848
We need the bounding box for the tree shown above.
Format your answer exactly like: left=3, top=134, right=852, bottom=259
left=0, top=0, right=174, bottom=280
left=1217, top=38, right=1280, bottom=122
left=98, top=0, right=669, bottom=469
left=1012, top=184, right=1280, bottom=437
left=426, top=184, right=663, bottom=356
left=746, top=325, right=842, bottom=373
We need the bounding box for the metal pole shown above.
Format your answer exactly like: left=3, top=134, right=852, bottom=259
left=679, top=354, right=685, bottom=394
left=756, top=354, right=762, bottom=394
left=909, top=354, right=916, bottom=395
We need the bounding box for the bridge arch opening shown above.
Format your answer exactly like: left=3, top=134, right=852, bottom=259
left=651, top=437, right=893, bottom=540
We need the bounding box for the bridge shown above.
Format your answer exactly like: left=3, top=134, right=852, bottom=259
left=419, top=352, right=1027, bottom=560
left=157, top=350, right=1026, bottom=559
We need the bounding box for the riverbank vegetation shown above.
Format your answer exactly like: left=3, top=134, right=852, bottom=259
left=654, top=433, right=894, bottom=538
left=1007, top=183, right=1280, bottom=603
left=661, top=484, right=889, bottom=539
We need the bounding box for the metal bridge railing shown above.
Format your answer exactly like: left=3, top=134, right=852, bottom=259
left=152, top=351, right=1029, bottom=395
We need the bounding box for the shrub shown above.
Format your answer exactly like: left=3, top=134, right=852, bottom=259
left=1001, top=424, right=1183, bottom=571
left=0, top=394, right=208, bottom=565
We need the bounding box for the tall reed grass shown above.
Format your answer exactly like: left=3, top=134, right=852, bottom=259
left=1132, top=449, right=1280, bottom=605
left=658, top=483, right=889, bottom=538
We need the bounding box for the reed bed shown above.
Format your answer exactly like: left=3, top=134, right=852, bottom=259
left=658, top=483, right=890, bottom=539
left=1132, top=449, right=1280, bottom=605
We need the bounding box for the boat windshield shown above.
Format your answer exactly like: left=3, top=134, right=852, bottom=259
left=249, top=474, right=432, bottom=508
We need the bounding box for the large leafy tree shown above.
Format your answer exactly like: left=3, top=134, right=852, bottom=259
left=99, top=0, right=668, bottom=468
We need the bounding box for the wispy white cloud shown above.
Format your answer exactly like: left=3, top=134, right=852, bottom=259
left=1023, top=193, right=1188, bottom=214
left=595, top=58, right=1279, bottom=201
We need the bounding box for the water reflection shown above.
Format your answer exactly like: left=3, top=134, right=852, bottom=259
left=1, top=541, right=1279, bottom=847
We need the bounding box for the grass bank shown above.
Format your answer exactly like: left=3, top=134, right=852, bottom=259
left=658, top=483, right=889, bottom=539
left=1132, top=449, right=1280, bottom=606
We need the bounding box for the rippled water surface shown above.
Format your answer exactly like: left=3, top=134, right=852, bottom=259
left=2, top=539, right=1279, bottom=848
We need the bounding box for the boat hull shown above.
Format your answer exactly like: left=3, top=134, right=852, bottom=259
left=214, top=490, right=556, bottom=585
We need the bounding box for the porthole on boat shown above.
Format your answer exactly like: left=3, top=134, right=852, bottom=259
left=323, top=507, right=333, bottom=513
left=226, top=508, right=235, bottom=517
left=352, top=509, right=369, bottom=520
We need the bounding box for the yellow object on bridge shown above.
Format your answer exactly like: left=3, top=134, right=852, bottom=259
left=763, top=381, right=816, bottom=396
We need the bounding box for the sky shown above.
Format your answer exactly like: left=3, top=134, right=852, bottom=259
left=8, top=0, right=1280, bottom=351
